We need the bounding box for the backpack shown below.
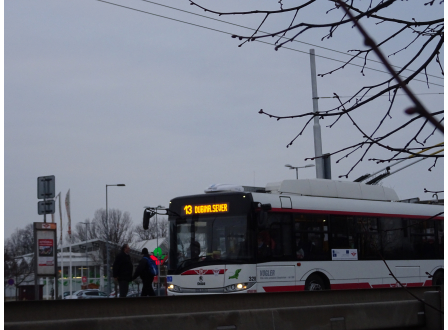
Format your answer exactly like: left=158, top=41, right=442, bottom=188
left=143, top=257, right=158, bottom=276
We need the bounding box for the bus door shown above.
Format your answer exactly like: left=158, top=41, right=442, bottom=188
left=222, top=224, right=257, bottom=293
left=256, top=211, right=296, bottom=293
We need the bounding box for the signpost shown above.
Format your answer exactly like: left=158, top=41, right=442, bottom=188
left=38, top=200, right=55, bottom=215
left=37, top=176, right=55, bottom=222
left=37, top=175, right=55, bottom=199
left=35, top=175, right=57, bottom=300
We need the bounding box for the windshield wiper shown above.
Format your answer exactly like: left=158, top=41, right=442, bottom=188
left=177, top=256, right=207, bottom=270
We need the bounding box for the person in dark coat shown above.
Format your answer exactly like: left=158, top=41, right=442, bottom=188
left=132, top=248, right=156, bottom=297
left=113, top=243, right=133, bottom=298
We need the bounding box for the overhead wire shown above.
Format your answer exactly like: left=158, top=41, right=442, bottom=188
left=96, top=0, right=444, bottom=88
left=137, top=0, right=444, bottom=81
left=319, top=92, right=444, bottom=99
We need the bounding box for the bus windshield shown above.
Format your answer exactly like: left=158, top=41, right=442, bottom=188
left=171, top=215, right=254, bottom=271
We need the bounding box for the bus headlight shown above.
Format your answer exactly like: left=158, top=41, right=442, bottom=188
left=167, top=284, right=182, bottom=292
left=224, top=282, right=255, bottom=293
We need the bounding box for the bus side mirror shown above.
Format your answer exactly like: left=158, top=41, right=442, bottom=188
left=143, top=209, right=155, bottom=230
left=253, top=202, right=271, bottom=227
left=252, top=202, right=272, bottom=211
left=258, top=210, right=269, bottom=227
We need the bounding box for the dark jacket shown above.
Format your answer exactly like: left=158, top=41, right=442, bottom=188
left=132, top=255, right=155, bottom=283
left=113, top=251, right=133, bottom=282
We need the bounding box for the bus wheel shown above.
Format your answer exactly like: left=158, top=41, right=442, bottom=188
left=432, top=270, right=444, bottom=287
left=305, top=274, right=327, bottom=291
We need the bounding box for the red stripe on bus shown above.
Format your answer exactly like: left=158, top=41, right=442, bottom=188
left=371, top=283, right=425, bottom=288
left=270, top=208, right=443, bottom=220
left=406, top=282, right=424, bottom=287
left=371, top=284, right=394, bottom=289
left=331, top=283, right=372, bottom=290
left=263, top=281, right=430, bottom=292
left=263, top=285, right=304, bottom=292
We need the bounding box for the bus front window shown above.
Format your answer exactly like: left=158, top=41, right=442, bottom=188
left=172, top=215, right=254, bottom=271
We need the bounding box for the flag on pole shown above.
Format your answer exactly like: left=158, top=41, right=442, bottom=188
left=57, top=192, right=63, bottom=244
left=65, top=189, right=71, bottom=237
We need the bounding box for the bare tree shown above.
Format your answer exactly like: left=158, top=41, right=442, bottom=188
left=67, top=221, right=92, bottom=243
left=99, top=208, right=135, bottom=246
left=158, top=217, right=169, bottom=238
left=4, top=249, right=35, bottom=301
left=134, top=221, right=156, bottom=241
left=67, top=209, right=135, bottom=246
left=188, top=0, right=444, bottom=179
left=134, top=216, right=169, bottom=242
left=5, top=224, right=34, bottom=257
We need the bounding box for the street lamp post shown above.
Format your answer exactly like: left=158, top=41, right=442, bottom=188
left=106, top=184, right=125, bottom=295
left=284, top=164, right=315, bottom=179
left=80, top=222, right=90, bottom=287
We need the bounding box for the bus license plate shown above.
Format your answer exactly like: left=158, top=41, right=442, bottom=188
left=195, top=288, right=208, bottom=293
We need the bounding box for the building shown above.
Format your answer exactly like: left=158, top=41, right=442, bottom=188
left=4, top=238, right=168, bottom=300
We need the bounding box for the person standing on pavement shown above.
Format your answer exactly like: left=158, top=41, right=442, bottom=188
left=113, top=243, right=133, bottom=298
left=132, top=248, right=156, bottom=297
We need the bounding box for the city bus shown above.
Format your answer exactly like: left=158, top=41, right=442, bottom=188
left=163, top=179, right=443, bottom=295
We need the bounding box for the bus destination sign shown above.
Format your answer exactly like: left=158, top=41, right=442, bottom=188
left=183, top=203, right=228, bottom=215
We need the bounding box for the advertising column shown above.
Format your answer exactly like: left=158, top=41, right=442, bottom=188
left=34, top=222, right=58, bottom=300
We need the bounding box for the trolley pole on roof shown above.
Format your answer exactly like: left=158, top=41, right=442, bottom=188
left=310, top=49, right=325, bottom=179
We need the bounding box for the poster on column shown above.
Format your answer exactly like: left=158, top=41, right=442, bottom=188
left=34, top=222, right=57, bottom=276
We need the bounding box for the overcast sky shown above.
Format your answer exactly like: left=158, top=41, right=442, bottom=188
left=4, top=0, right=444, bottom=240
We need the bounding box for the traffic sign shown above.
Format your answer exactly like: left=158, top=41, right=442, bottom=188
left=150, top=254, right=160, bottom=265
left=8, top=278, right=14, bottom=286
left=153, top=247, right=163, bottom=257
left=37, top=175, right=55, bottom=199
left=38, top=200, right=55, bottom=215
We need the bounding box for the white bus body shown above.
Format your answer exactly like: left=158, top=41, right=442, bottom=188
left=166, top=180, right=443, bottom=295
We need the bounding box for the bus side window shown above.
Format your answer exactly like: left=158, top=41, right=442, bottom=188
left=257, top=212, right=293, bottom=261
left=410, top=218, right=438, bottom=259
left=381, top=217, right=407, bottom=260
left=330, top=216, right=354, bottom=250
left=355, top=217, right=381, bottom=260
left=295, top=214, right=330, bottom=261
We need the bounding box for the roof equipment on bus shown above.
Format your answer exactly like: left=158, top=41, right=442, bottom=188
left=204, top=184, right=245, bottom=193
left=354, top=142, right=444, bottom=185
left=265, top=179, right=399, bottom=201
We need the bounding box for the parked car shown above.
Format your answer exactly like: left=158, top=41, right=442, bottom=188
left=63, top=291, right=75, bottom=297
left=64, top=289, right=99, bottom=299
left=64, top=290, right=84, bottom=299
left=77, top=290, right=109, bottom=299
left=58, top=291, right=75, bottom=299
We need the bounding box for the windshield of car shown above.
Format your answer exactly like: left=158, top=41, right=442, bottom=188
left=171, top=215, right=254, bottom=271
